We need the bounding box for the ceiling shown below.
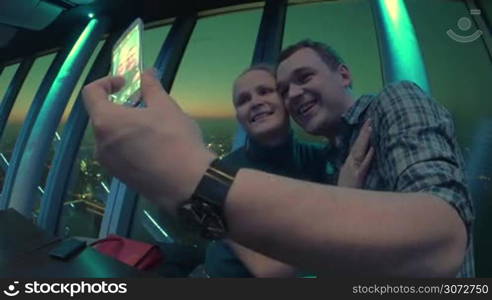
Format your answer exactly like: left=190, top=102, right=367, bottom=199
left=0, top=0, right=260, bottom=65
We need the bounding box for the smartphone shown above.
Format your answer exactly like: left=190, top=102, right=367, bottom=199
left=110, top=18, right=143, bottom=106
left=49, top=238, right=86, bottom=260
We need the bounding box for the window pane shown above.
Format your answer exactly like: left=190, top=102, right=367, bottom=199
left=0, top=64, right=20, bottom=102
left=57, top=125, right=110, bottom=238
left=405, top=0, right=492, bottom=150
left=171, top=11, right=261, bottom=157
left=143, top=25, right=172, bottom=69
left=128, top=9, right=262, bottom=252
left=0, top=54, right=56, bottom=193
left=283, top=0, right=383, bottom=142
left=0, top=63, right=21, bottom=190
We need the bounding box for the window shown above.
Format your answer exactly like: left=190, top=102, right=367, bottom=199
left=0, top=63, right=20, bottom=190
left=0, top=54, right=55, bottom=192
left=405, top=0, right=492, bottom=151
left=0, top=64, right=20, bottom=101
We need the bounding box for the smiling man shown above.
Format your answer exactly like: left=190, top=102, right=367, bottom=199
left=275, top=40, right=474, bottom=277
left=82, top=39, right=473, bottom=277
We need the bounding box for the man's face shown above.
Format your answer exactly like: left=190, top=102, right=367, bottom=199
left=233, top=70, right=289, bottom=141
left=276, top=47, right=352, bottom=136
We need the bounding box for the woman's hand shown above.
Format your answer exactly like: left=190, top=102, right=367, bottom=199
left=337, top=119, right=374, bottom=188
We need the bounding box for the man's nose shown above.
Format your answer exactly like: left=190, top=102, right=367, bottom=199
left=288, top=83, right=303, bottom=99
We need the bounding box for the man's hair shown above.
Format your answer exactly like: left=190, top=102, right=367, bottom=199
left=278, top=39, right=345, bottom=71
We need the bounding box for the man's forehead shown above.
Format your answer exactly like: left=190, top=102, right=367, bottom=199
left=277, top=48, right=322, bottom=79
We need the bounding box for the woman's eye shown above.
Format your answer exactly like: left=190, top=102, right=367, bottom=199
left=258, top=87, right=273, bottom=95
left=236, top=95, right=250, bottom=106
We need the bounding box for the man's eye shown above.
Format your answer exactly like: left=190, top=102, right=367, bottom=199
left=299, top=73, right=312, bottom=84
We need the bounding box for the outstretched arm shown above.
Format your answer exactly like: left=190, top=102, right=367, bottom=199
left=224, top=170, right=465, bottom=276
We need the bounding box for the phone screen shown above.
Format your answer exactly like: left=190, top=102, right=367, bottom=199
left=110, top=19, right=143, bottom=106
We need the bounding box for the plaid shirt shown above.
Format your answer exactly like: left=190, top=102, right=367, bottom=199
left=330, top=81, right=475, bottom=277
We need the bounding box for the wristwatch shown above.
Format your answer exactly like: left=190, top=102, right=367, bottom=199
left=178, top=158, right=236, bottom=240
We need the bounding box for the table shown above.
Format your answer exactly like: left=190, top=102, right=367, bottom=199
left=0, top=208, right=158, bottom=278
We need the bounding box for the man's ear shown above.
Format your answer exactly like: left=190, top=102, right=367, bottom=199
left=338, top=64, right=352, bottom=89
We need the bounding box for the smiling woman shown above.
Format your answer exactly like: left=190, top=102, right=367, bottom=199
left=233, top=66, right=290, bottom=147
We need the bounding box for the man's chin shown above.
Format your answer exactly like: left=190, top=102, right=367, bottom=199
left=297, top=119, right=323, bottom=136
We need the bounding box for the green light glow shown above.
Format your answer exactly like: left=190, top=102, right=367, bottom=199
left=379, top=0, right=430, bottom=92
left=41, top=19, right=98, bottom=113
left=386, top=0, right=401, bottom=23
left=143, top=209, right=173, bottom=241
left=88, top=13, right=94, bottom=18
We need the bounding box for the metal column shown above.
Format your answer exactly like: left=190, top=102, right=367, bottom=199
left=370, top=0, right=430, bottom=92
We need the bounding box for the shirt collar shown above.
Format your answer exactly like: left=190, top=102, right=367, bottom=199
left=341, top=94, right=374, bottom=126
left=333, top=94, right=374, bottom=150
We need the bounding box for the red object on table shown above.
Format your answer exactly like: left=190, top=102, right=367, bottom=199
left=91, top=234, right=163, bottom=270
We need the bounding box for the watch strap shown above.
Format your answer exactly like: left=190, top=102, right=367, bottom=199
left=178, top=158, right=235, bottom=239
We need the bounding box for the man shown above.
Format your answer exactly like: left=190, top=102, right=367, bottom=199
left=275, top=40, right=473, bottom=277
left=205, top=65, right=373, bottom=277
left=82, top=40, right=471, bottom=276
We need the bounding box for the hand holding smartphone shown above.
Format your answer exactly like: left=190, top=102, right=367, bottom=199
left=110, top=18, right=143, bottom=107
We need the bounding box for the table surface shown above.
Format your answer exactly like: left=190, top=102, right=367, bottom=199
left=0, top=208, right=159, bottom=278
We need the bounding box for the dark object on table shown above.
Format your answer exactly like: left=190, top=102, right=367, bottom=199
left=49, top=238, right=86, bottom=260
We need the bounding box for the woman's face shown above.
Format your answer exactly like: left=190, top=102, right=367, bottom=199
left=233, top=70, right=290, bottom=143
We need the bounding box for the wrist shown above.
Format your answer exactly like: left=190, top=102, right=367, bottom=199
left=177, top=152, right=236, bottom=239
left=172, top=149, right=217, bottom=214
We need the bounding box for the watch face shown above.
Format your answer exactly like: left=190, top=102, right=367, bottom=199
left=178, top=202, right=203, bottom=232
left=178, top=199, right=227, bottom=240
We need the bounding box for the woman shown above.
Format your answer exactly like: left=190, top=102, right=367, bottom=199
left=203, top=64, right=373, bottom=277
